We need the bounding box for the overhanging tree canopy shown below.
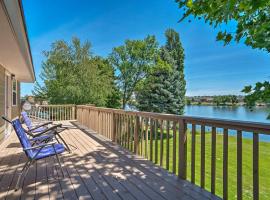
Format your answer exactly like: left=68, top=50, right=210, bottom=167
left=176, top=0, right=270, bottom=52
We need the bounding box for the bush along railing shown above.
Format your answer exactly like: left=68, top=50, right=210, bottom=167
left=76, top=105, right=270, bottom=200
left=27, top=104, right=76, bottom=121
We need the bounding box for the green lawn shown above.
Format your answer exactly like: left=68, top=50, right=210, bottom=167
left=123, top=130, right=270, bottom=200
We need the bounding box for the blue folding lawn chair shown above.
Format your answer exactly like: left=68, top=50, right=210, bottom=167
left=2, top=116, right=66, bottom=191
left=21, top=111, right=55, bottom=134
left=21, top=111, right=71, bottom=152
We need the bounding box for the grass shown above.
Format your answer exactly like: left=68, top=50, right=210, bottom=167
left=122, top=130, right=270, bottom=200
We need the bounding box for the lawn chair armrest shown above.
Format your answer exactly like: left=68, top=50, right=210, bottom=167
left=28, top=121, right=53, bottom=132
left=23, top=141, right=57, bottom=151
left=29, top=134, right=55, bottom=142
left=31, top=124, right=62, bottom=137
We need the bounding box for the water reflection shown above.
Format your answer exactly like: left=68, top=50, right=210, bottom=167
left=185, top=105, right=270, bottom=123
left=185, top=105, right=270, bottom=142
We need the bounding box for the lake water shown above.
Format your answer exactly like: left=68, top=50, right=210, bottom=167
left=184, top=105, right=270, bottom=141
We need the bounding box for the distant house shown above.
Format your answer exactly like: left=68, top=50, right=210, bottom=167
left=21, top=96, right=49, bottom=113
left=26, top=95, right=36, bottom=104
left=0, top=0, right=35, bottom=141
left=200, top=96, right=214, bottom=103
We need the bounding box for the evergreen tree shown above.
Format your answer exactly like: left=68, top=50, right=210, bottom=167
left=163, top=29, right=185, bottom=73
left=136, top=58, right=173, bottom=112
left=163, top=29, right=186, bottom=114
left=136, top=29, right=186, bottom=115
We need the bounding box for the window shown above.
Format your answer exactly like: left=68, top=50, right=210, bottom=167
left=12, top=79, right=17, bottom=106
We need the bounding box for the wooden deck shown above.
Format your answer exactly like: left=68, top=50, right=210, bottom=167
left=0, top=121, right=221, bottom=200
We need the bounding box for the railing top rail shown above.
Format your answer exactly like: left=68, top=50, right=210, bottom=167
left=77, top=105, right=270, bottom=134
left=183, top=115, right=270, bottom=134
left=37, top=104, right=75, bottom=107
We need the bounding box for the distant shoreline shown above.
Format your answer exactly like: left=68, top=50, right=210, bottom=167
left=187, top=103, right=268, bottom=107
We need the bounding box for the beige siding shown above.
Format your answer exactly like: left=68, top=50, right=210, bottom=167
left=11, top=81, right=20, bottom=118
left=0, top=66, right=21, bottom=142
left=0, top=65, right=5, bottom=141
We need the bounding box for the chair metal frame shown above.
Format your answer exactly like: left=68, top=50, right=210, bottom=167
left=1, top=116, right=66, bottom=191
left=16, top=141, right=65, bottom=190
left=21, top=112, right=71, bottom=152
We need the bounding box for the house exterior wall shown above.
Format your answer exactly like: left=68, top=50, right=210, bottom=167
left=0, top=64, right=21, bottom=143
left=0, top=65, right=5, bottom=142
left=11, top=81, right=20, bottom=119
left=0, top=0, right=35, bottom=143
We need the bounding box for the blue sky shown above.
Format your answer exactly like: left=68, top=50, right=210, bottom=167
left=21, top=0, right=270, bottom=96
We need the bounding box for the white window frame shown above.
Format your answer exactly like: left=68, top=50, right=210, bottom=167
left=12, top=78, right=17, bottom=106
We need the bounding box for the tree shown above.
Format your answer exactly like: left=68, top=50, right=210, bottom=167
left=242, top=81, right=270, bottom=111
left=136, top=29, right=186, bottom=115
left=136, top=58, right=173, bottom=113
left=186, top=97, right=191, bottom=105
left=33, top=37, right=116, bottom=106
left=213, top=95, right=238, bottom=106
left=162, top=29, right=186, bottom=114
left=242, top=82, right=270, bottom=107
left=213, top=96, right=222, bottom=106
left=176, top=0, right=270, bottom=52
left=213, top=95, right=228, bottom=106
left=230, top=95, right=238, bottom=105
left=109, top=36, right=158, bottom=109
left=105, top=85, right=121, bottom=108
left=221, top=96, right=230, bottom=105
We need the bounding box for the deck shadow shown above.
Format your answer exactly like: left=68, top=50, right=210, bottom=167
left=71, top=121, right=221, bottom=200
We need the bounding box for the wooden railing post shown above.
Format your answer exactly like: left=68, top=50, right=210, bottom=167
left=134, top=115, right=139, bottom=155
left=76, top=107, right=80, bottom=123
left=178, top=119, right=187, bottom=179
left=211, top=127, right=216, bottom=194
left=112, top=112, right=116, bottom=142
left=98, top=110, right=100, bottom=133
left=223, top=128, right=229, bottom=200
left=237, top=130, right=243, bottom=200
left=72, top=105, right=76, bottom=120
left=253, top=132, right=259, bottom=200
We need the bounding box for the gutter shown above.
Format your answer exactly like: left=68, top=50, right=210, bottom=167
left=17, top=0, right=36, bottom=81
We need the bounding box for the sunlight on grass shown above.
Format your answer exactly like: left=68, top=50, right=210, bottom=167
left=124, top=129, right=270, bottom=200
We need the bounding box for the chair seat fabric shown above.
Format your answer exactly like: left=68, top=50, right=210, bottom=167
left=21, top=111, right=49, bottom=133
left=31, top=126, right=47, bottom=133
left=12, top=118, right=66, bottom=160
left=32, top=143, right=65, bottom=160
left=29, top=134, right=53, bottom=142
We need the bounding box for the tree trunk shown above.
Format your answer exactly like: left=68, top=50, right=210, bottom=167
left=122, top=98, right=126, bottom=110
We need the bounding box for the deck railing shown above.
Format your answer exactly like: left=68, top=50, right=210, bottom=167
left=76, top=105, right=270, bottom=200
left=27, top=104, right=76, bottom=121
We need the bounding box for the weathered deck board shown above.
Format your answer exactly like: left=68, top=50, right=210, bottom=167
left=0, top=121, right=221, bottom=200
